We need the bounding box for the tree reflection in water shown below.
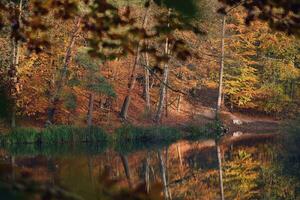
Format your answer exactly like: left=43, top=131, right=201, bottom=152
left=0, top=134, right=299, bottom=200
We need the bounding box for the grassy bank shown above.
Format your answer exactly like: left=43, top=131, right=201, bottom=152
left=115, top=125, right=181, bottom=143
left=0, top=125, right=109, bottom=145
left=113, top=122, right=223, bottom=153
left=183, top=121, right=223, bottom=141
left=0, top=122, right=222, bottom=155
left=114, top=125, right=182, bottom=153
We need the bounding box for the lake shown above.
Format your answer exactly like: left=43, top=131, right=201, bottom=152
left=0, top=133, right=299, bottom=200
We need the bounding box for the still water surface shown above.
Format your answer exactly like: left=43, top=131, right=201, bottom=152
left=0, top=134, right=299, bottom=200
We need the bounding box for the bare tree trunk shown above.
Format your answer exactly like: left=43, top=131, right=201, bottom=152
left=119, top=42, right=140, bottom=119
left=144, top=51, right=151, bottom=112
left=120, top=154, right=133, bottom=189
left=290, top=80, right=294, bottom=100
left=87, top=93, right=95, bottom=126
left=155, top=70, right=168, bottom=123
left=154, top=42, right=169, bottom=123
left=47, top=17, right=81, bottom=124
left=165, top=86, right=168, bottom=117
left=216, top=15, right=226, bottom=119
left=120, top=4, right=151, bottom=119
left=154, top=9, right=171, bottom=124
left=217, top=144, right=225, bottom=200
left=10, top=0, right=23, bottom=128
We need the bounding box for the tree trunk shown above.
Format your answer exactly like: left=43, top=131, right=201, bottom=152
left=217, top=144, right=225, bottom=200
left=10, top=0, right=23, bottom=128
left=144, top=51, right=151, bottom=112
left=120, top=4, right=151, bottom=119
left=120, top=154, right=133, bottom=189
left=165, top=85, right=168, bottom=117
left=290, top=80, right=294, bottom=100
left=158, top=149, right=170, bottom=200
left=87, top=93, right=95, bottom=126
left=154, top=40, right=169, bottom=123
left=216, top=15, right=226, bottom=119
left=47, top=17, right=81, bottom=124
left=154, top=9, right=171, bottom=124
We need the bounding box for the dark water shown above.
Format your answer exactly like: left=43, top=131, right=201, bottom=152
left=0, top=134, right=299, bottom=200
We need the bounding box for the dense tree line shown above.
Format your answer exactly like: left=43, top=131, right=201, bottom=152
left=0, top=0, right=299, bottom=128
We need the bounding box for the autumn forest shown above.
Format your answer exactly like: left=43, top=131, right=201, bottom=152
left=0, top=0, right=299, bottom=200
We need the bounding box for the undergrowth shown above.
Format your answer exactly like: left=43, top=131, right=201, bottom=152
left=0, top=122, right=223, bottom=156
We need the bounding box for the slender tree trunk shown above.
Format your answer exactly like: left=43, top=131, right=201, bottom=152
left=120, top=4, right=151, bottom=119
left=11, top=38, right=17, bottom=128
left=290, top=80, right=294, bottom=100
left=119, top=44, right=140, bottom=119
left=216, top=15, right=226, bottom=119
left=165, top=85, right=168, bottom=117
left=10, top=0, right=23, bottom=128
left=144, top=51, right=151, bottom=112
left=154, top=9, right=171, bottom=124
left=47, top=17, right=81, bottom=124
left=158, top=149, right=170, bottom=200
left=120, top=154, right=133, bottom=188
left=87, top=93, right=95, bottom=126
left=217, top=144, right=225, bottom=200
left=154, top=41, right=169, bottom=123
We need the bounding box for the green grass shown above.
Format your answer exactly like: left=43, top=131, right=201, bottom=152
left=114, top=125, right=181, bottom=153
left=41, top=125, right=109, bottom=144
left=183, top=121, right=223, bottom=141
left=0, top=125, right=110, bottom=145
left=6, top=127, right=40, bottom=144
left=41, top=125, right=79, bottom=144
left=0, top=122, right=224, bottom=155
left=115, top=125, right=181, bottom=143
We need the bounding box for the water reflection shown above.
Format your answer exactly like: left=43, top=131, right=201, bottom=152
left=0, top=133, right=299, bottom=200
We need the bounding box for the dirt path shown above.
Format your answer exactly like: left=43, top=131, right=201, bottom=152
left=187, top=104, right=281, bottom=134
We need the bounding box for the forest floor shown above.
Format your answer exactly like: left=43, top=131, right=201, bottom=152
left=113, top=83, right=281, bottom=135
left=0, top=84, right=281, bottom=135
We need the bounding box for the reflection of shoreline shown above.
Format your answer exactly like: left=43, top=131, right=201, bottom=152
left=167, top=133, right=278, bottom=157
left=0, top=133, right=281, bottom=200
